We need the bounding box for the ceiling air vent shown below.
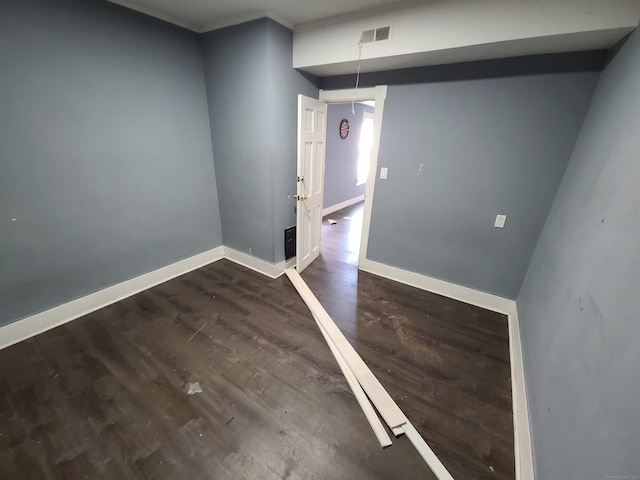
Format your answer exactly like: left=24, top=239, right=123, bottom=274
left=361, top=26, right=391, bottom=44
left=375, top=26, right=390, bottom=42
left=361, top=29, right=375, bottom=43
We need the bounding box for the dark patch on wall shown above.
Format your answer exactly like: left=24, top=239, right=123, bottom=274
left=296, top=69, right=321, bottom=89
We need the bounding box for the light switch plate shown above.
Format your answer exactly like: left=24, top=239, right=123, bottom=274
left=494, top=214, right=507, bottom=228
left=380, top=167, right=388, bottom=179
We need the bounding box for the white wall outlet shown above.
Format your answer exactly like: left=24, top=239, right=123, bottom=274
left=494, top=214, right=507, bottom=228
left=380, top=167, right=388, bottom=179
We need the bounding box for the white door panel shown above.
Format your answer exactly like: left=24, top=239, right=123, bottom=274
left=296, top=95, right=327, bottom=273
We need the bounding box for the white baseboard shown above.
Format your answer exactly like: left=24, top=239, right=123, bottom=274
left=358, top=258, right=515, bottom=314
left=508, top=307, right=535, bottom=480
left=0, top=246, right=225, bottom=351
left=223, top=247, right=295, bottom=279
left=358, top=258, right=534, bottom=479
left=322, top=194, right=365, bottom=217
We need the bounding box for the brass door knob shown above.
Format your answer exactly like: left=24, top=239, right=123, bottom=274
left=294, top=194, right=309, bottom=201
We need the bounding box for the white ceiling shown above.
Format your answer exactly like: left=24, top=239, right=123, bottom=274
left=107, top=0, right=408, bottom=32
left=106, top=0, right=639, bottom=76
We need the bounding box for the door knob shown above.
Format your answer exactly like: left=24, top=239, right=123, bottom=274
left=294, top=194, right=309, bottom=201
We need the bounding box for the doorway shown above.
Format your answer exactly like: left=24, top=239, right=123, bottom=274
left=321, top=101, right=375, bottom=266
left=295, top=86, right=387, bottom=274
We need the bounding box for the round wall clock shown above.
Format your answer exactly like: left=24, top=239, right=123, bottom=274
left=339, top=118, right=350, bottom=139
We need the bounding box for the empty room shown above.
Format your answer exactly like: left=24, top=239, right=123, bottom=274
left=1, top=0, right=639, bottom=478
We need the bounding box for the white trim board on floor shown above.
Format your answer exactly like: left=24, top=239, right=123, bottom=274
left=358, top=257, right=534, bottom=480
left=322, top=195, right=365, bottom=217
left=285, top=267, right=454, bottom=480
left=0, top=246, right=297, bottom=351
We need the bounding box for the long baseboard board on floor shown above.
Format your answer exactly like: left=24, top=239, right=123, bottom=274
left=0, top=247, right=225, bottom=351
left=322, top=194, right=365, bottom=217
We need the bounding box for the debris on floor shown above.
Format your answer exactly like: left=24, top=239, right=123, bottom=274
left=187, top=382, right=203, bottom=395
left=187, top=323, right=206, bottom=342
left=328, top=219, right=337, bottom=225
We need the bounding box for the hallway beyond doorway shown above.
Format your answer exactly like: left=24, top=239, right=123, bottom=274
left=321, top=201, right=364, bottom=266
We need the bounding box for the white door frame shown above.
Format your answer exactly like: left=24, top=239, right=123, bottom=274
left=319, top=85, right=388, bottom=268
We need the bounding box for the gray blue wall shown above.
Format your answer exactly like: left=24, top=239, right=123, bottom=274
left=202, top=18, right=317, bottom=263
left=323, top=103, right=372, bottom=209
left=201, top=20, right=272, bottom=261
left=517, top=29, right=640, bottom=478
left=0, top=0, right=223, bottom=326
left=265, top=20, right=320, bottom=262
left=365, top=72, right=598, bottom=298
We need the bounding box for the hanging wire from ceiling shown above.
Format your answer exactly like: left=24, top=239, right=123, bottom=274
left=351, top=37, right=364, bottom=115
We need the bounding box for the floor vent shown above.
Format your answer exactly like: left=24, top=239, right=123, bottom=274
left=284, top=226, right=296, bottom=260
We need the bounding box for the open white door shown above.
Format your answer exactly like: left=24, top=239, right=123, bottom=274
left=296, top=94, right=327, bottom=273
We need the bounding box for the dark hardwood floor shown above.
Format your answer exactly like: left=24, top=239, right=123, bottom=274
left=0, top=202, right=514, bottom=479
left=311, top=202, right=515, bottom=479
